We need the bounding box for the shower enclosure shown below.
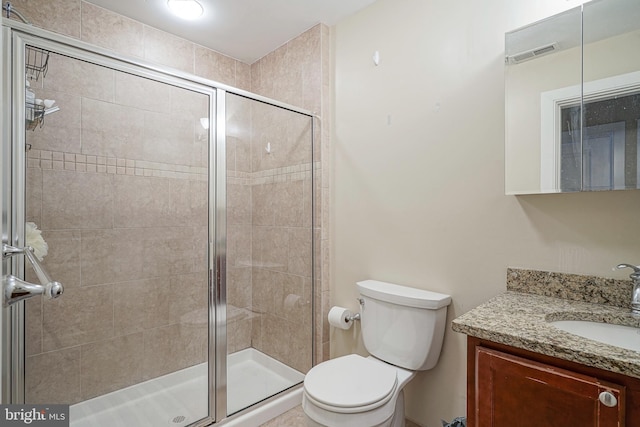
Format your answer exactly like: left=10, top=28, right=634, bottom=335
left=1, top=19, right=314, bottom=427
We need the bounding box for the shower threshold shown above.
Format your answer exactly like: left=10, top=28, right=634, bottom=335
left=70, top=348, right=304, bottom=427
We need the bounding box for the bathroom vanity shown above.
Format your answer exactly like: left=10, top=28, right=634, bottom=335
left=453, top=269, right=640, bottom=426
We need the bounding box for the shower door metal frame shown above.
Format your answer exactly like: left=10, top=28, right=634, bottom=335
left=212, top=88, right=228, bottom=421
left=1, top=17, right=317, bottom=425
left=0, top=22, right=10, bottom=406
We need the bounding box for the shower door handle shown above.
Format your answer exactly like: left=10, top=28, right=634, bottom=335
left=2, top=244, right=64, bottom=306
left=3, top=274, right=63, bottom=306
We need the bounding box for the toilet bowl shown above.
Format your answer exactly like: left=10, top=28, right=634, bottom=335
left=303, top=355, right=414, bottom=427
left=302, top=280, right=451, bottom=427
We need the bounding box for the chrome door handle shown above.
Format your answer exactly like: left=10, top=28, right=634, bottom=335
left=2, top=244, right=64, bottom=306
left=3, top=274, right=63, bottom=305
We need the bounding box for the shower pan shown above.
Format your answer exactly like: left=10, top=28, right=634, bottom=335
left=1, top=18, right=314, bottom=427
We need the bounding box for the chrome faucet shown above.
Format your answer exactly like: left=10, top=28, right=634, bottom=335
left=616, top=263, right=640, bottom=315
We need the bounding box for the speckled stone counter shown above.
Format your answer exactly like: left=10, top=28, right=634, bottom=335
left=452, top=268, right=640, bottom=379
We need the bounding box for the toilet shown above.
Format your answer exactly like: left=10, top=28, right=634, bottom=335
left=302, top=280, right=451, bottom=427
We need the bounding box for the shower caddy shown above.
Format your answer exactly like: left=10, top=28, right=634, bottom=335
left=24, top=45, right=51, bottom=131
left=4, top=1, right=52, bottom=130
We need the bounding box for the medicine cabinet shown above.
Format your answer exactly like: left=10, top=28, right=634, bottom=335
left=505, top=0, right=640, bottom=194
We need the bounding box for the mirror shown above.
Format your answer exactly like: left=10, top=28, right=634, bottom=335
left=505, top=0, right=640, bottom=194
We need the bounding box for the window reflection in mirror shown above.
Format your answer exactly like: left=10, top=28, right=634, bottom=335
left=581, top=0, right=640, bottom=192
left=561, top=94, right=640, bottom=191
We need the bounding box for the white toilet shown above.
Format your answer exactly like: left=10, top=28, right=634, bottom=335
left=302, top=280, right=451, bottom=427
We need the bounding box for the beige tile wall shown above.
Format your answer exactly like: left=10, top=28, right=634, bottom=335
left=248, top=165, right=313, bottom=372
left=224, top=20, right=330, bottom=371
left=25, top=55, right=210, bottom=404
left=12, top=0, right=331, bottom=403
left=225, top=94, right=254, bottom=355
left=225, top=92, right=314, bottom=372
left=250, top=24, right=332, bottom=364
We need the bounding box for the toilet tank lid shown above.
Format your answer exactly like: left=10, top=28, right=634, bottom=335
left=357, top=280, right=451, bottom=309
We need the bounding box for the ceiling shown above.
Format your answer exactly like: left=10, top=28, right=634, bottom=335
left=84, top=0, right=378, bottom=64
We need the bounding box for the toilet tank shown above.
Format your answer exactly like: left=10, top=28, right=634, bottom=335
left=357, top=280, right=452, bottom=371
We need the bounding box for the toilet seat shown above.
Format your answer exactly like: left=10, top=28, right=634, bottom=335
left=304, top=354, right=398, bottom=413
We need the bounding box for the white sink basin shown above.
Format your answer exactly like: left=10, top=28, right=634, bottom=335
left=550, top=320, right=640, bottom=353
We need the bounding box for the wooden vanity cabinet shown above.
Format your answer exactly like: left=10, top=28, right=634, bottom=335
left=467, top=336, right=640, bottom=427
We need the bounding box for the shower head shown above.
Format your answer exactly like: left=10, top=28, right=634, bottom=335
left=3, top=2, right=31, bottom=25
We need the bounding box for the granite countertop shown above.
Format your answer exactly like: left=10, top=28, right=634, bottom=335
left=452, top=268, right=640, bottom=379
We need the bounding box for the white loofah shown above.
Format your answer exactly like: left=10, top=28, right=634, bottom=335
left=25, top=222, right=48, bottom=261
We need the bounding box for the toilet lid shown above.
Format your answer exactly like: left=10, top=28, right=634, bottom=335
left=304, top=354, right=398, bottom=410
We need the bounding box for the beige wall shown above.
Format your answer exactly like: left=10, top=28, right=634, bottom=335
left=332, top=0, right=640, bottom=426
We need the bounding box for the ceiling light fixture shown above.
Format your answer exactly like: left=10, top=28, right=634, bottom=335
left=167, top=0, right=204, bottom=20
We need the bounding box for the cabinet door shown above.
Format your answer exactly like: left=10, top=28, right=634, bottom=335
left=476, top=347, right=625, bottom=427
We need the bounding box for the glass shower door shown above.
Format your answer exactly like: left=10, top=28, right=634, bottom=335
left=8, top=37, right=213, bottom=427
left=224, top=93, right=314, bottom=415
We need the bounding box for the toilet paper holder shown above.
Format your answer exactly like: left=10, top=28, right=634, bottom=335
left=328, top=304, right=361, bottom=330
left=347, top=312, right=361, bottom=322
left=349, top=298, right=364, bottom=321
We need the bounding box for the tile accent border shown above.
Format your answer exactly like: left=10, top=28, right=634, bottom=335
left=27, top=149, right=208, bottom=180
left=228, top=162, right=317, bottom=185
left=506, top=267, right=633, bottom=309
left=27, top=149, right=319, bottom=185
